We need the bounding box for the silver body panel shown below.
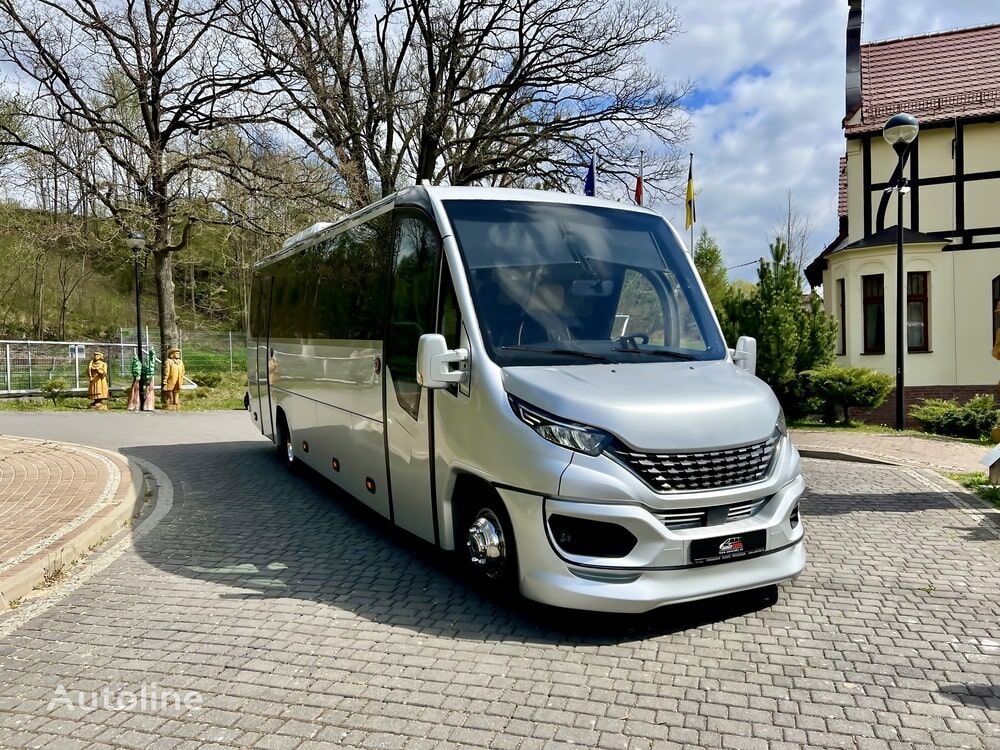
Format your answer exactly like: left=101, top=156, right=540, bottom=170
left=248, top=186, right=806, bottom=613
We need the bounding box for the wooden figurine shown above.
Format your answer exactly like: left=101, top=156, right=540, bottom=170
left=162, top=347, right=185, bottom=411
left=87, top=352, right=109, bottom=410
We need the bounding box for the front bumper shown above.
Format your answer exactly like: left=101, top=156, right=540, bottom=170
left=498, top=442, right=806, bottom=613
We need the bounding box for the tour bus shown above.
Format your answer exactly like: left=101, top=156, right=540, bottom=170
left=247, top=185, right=805, bottom=612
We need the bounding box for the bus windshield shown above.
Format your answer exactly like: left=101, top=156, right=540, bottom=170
left=442, top=200, right=727, bottom=367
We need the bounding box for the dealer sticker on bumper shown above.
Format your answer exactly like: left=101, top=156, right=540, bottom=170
left=690, top=529, right=767, bottom=565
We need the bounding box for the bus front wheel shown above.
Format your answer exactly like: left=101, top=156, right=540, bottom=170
left=460, top=497, right=518, bottom=591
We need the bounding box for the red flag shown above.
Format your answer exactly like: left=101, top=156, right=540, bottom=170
left=634, top=174, right=643, bottom=206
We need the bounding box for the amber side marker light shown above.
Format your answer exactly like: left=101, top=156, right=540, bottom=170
left=365, top=477, right=376, bottom=493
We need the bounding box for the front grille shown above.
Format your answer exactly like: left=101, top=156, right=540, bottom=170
left=650, top=497, right=769, bottom=530
left=608, top=434, right=779, bottom=492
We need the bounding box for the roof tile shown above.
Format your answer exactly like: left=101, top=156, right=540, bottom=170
left=847, top=24, right=1000, bottom=134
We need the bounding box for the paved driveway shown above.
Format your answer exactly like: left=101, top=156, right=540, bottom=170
left=0, top=412, right=998, bottom=750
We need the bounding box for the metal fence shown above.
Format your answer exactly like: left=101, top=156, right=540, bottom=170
left=0, top=330, right=246, bottom=396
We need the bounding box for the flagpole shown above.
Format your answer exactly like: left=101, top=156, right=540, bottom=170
left=638, top=150, right=644, bottom=207
left=689, top=153, right=694, bottom=254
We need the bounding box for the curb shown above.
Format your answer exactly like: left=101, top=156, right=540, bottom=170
left=0, top=439, right=149, bottom=608
left=797, top=448, right=895, bottom=465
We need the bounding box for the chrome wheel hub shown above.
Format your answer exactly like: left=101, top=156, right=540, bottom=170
left=285, top=440, right=294, bottom=464
left=467, top=509, right=505, bottom=574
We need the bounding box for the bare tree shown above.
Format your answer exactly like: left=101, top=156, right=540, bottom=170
left=239, top=0, right=691, bottom=209
left=771, top=190, right=813, bottom=274
left=0, top=0, right=282, bottom=359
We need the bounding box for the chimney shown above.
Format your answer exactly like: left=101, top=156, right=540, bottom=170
left=845, top=0, right=863, bottom=119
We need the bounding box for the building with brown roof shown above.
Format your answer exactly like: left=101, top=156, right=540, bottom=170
left=806, top=0, right=1000, bottom=420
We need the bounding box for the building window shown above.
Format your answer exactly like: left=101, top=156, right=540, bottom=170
left=862, top=274, right=885, bottom=354
left=993, top=275, right=1000, bottom=344
left=836, top=278, right=846, bottom=355
left=906, top=271, right=929, bottom=352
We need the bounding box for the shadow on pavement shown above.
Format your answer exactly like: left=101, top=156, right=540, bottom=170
left=122, top=440, right=779, bottom=645
left=803, top=488, right=999, bottom=543
left=938, top=683, right=1000, bottom=710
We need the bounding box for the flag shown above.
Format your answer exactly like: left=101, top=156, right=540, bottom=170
left=583, top=154, right=596, bottom=197
left=684, top=153, right=696, bottom=230
left=634, top=152, right=644, bottom=206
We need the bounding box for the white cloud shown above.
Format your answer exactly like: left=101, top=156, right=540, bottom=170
left=650, top=0, right=1000, bottom=279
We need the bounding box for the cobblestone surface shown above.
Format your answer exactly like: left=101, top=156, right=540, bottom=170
left=0, top=413, right=997, bottom=750
left=0, top=437, right=117, bottom=574
left=791, top=428, right=990, bottom=475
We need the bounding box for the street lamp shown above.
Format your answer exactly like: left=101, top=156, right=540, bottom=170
left=126, top=231, right=147, bottom=411
left=882, top=112, right=919, bottom=431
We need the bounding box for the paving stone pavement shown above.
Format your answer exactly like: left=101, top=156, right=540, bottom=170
left=0, top=412, right=997, bottom=750
left=790, top=429, right=991, bottom=475
left=0, top=437, right=111, bottom=568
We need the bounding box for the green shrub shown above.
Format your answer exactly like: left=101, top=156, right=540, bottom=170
left=39, top=378, right=69, bottom=405
left=910, top=394, right=998, bottom=440
left=720, top=238, right=836, bottom=415
left=798, top=365, right=894, bottom=425
left=192, top=372, right=223, bottom=388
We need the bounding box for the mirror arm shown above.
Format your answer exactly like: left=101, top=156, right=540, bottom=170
left=430, top=348, right=469, bottom=384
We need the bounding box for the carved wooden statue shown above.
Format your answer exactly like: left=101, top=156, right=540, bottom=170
left=127, top=353, right=142, bottom=411
left=87, top=352, right=109, bottom=410
left=162, top=347, right=185, bottom=411
left=142, top=348, right=157, bottom=411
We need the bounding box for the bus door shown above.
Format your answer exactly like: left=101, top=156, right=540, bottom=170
left=256, top=275, right=275, bottom=440
left=384, top=212, right=442, bottom=543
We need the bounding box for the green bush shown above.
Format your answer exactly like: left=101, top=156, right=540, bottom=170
left=39, top=378, right=69, bottom=405
left=910, top=394, right=998, bottom=440
left=798, top=365, right=894, bottom=425
left=192, top=372, right=223, bottom=388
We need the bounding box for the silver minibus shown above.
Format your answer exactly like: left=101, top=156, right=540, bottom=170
left=247, top=185, right=805, bottom=612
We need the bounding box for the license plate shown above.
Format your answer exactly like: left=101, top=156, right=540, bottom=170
left=690, top=529, right=767, bottom=565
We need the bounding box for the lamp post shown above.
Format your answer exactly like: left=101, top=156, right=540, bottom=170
left=882, top=113, right=919, bottom=431
left=126, top=231, right=147, bottom=411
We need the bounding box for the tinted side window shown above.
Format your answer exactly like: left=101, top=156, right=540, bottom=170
left=312, top=216, right=392, bottom=340
left=269, top=252, right=314, bottom=339
left=249, top=277, right=261, bottom=338
left=615, top=269, right=665, bottom=345
left=440, top=264, right=462, bottom=350
left=387, top=214, right=441, bottom=419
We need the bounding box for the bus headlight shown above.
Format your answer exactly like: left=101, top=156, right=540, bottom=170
left=509, top=396, right=611, bottom=456
left=776, top=406, right=787, bottom=436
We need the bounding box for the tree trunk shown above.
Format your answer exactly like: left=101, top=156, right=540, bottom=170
left=153, top=248, right=179, bottom=380
left=32, top=257, right=44, bottom=338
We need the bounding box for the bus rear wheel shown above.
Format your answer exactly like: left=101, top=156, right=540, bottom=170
left=460, top=498, right=518, bottom=591
left=275, top=415, right=298, bottom=471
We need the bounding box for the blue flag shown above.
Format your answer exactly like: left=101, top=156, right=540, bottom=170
left=583, top=154, right=596, bottom=196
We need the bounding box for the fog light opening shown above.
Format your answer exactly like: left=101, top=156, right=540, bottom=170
left=790, top=503, right=800, bottom=529
left=547, top=514, right=637, bottom=558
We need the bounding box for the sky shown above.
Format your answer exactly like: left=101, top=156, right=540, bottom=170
left=652, top=0, right=1000, bottom=280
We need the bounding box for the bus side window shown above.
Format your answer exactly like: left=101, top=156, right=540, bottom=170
left=439, top=264, right=462, bottom=350
left=615, top=269, right=665, bottom=345
left=387, top=213, right=441, bottom=419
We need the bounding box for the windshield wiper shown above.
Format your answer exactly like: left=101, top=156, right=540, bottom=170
left=611, top=348, right=698, bottom=361
left=502, top=345, right=614, bottom=363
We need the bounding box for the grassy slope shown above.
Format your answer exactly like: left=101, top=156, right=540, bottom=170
left=0, top=205, right=240, bottom=340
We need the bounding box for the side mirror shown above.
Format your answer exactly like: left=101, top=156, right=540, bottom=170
left=416, top=333, right=469, bottom=389
left=732, top=335, right=757, bottom=375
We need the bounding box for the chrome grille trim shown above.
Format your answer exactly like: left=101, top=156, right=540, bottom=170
left=650, top=497, right=770, bottom=530
left=607, top=434, right=779, bottom=492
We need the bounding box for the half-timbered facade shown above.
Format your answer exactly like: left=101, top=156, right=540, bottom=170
left=806, top=1, right=1000, bottom=418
